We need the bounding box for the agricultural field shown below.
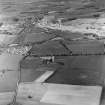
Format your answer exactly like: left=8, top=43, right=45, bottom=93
left=0, top=0, right=105, bottom=105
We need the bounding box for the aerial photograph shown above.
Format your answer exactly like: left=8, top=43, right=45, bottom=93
left=0, top=0, right=105, bottom=105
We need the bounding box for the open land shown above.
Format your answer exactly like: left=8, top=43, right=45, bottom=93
left=0, top=0, right=105, bottom=105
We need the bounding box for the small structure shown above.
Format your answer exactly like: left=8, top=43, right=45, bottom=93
left=40, top=56, right=55, bottom=64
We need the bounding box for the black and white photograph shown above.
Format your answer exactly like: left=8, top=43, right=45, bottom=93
left=0, top=0, right=104, bottom=105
